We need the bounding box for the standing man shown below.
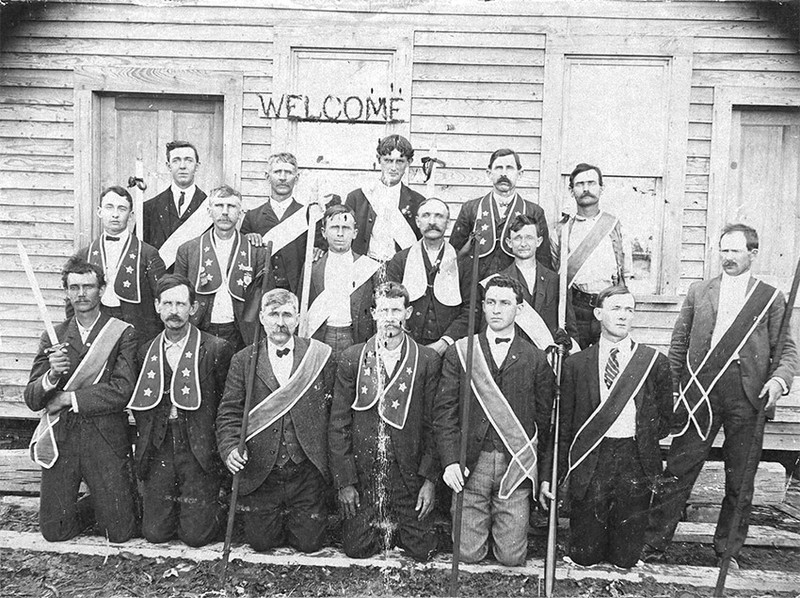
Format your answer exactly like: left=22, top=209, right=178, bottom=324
left=25, top=257, right=137, bottom=543
left=217, top=289, right=335, bottom=553
left=450, top=149, right=551, bottom=280
left=143, top=141, right=209, bottom=265
left=174, top=185, right=265, bottom=353
left=76, top=185, right=165, bottom=347
left=645, top=224, right=798, bottom=568
left=329, top=282, right=441, bottom=561
left=551, top=163, right=625, bottom=349
left=345, top=134, right=425, bottom=264
left=386, top=197, right=473, bottom=356
left=128, top=274, right=234, bottom=547
left=434, top=276, right=554, bottom=566
left=539, top=286, right=672, bottom=568
left=307, top=204, right=380, bottom=365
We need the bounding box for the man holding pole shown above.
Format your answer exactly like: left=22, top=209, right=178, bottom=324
left=645, top=223, right=798, bottom=569
left=434, top=276, right=554, bottom=566
left=539, top=285, right=672, bottom=568
left=216, top=288, right=335, bottom=553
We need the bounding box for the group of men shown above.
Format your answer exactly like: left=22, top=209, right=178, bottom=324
left=25, top=135, right=797, bottom=573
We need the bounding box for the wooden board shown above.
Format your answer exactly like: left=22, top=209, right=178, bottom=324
left=674, top=522, right=800, bottom=548
left=0, top=450, right=40, bottom=495
left=688, top=461, right=786, bottom=505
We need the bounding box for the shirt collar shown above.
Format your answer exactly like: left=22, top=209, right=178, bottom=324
left=378, top=334, right=405, bottom=359
left=599, top=335, right=633, bottom=355
left=721, top=272, right=750, bottom=290
left=492, top=192, right=515, bottom=209
left=486, top=326, right=515, bottom=345
left=268, top=335, right=295, bottom=355
left=76, top=312, right=102, bottom=337
left=164, top=329, right=191, bottom=351
left=327, top=249, right=353, bottom=263
left=574, top=211, right=601, bottom=222
left=171, top=183, right=196, bottom=203
left=103, top=228, right=130, bottom=244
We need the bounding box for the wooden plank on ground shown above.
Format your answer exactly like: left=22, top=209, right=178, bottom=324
left=0, top=449, right=39, bottom=495
left=689, top=461, right=786, bottom=505
left=674, top=522, right=800, bottom=548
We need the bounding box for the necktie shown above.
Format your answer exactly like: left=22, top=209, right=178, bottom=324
left=105, top=236, right=120, bottom=242
left=495, top=337, right=511, bottom=345
left=276, top=348, right=290, bottom=358
left=178, top=191, right=186, bottom=214
left=604, top=347, right=620, bottom=389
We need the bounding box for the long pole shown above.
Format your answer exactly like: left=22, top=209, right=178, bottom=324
left=714, top=257, right=800, bottom=596
left=298, top=184, right=323, bottom=338
left=449, top=234, right=481, bottom=597
left=220, top=241, right=273, bottom=581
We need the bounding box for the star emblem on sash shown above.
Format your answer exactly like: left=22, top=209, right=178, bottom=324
left=181, top=386, right=190, bottom=395
left=182, top=368, right=190, bottom=377
left=236, top=279, right=244, bottom=286
left=204, top=246, right=210, bottom=252
left=147, top=370, right=156, bottom=379
left=129, top=253, right=136, bottom=259
left=480, top=211, right=487, bottom=218
left=92, top=250, right=99, bottom=256
left=240, top=250, right=247, bottom=258
left=185, top=351, right=192, bottom=359
left=361, top=385, right=368, bottom=394
left=406, top=367, right=412, bottom=375
left=479, top=238, right=487, bottom=245
left=125, top=266, right=134, bottom=274
left=363, top=367, right=371, bottom=377
left=122, top=280, right=131, bottom=288
left=392, top=400, right=400, bottom=409
left=481, top=224, right=489, bottom=231
left=398, top=382, right=407, bottom=391
left=205, top=259, right=213, bottom=267
left=143, top=388, right=152, bottom=397
left=151, top=355, right=158, bottom=362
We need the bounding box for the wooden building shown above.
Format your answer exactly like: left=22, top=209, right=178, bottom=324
left=1, top=0, right=799, bottom=450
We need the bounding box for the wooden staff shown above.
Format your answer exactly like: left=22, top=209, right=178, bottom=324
left=714, top=257, right=800, bottom=596
left=220, top=241, right=273, bottom=581
left=449, top=233, right=481, bottom=597
left=134, top=145, right=144, bottom=236
left=298, top=181, right=323, bottom=338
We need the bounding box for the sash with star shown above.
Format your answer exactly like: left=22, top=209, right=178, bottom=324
left=352, top=334, right=419, bottom=430
left=127, top=324, right=202, bottom=412
left=471, top=193, right=525, bottom=259
left=87, top=234, right=142, bottom=303
left=193, top=230, right=254, bottom=301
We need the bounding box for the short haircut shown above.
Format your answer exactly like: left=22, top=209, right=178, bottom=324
left=261, top=288, right=299, bottom=312
left=99, top=185, right=133, bottom=209
left=484, top=275, right=523, bottom=304
left=376, top=134, right=414, bottom=161
left=374, top=281, right=410, bottom=307
left=208, top=184, right=242, bottom=204
left=569, top=163, right=603, bottom=188
left=155, top=274, right=196, bottom=304
left=508, top=213, right=540, bottom=234
left=596, top=285, right=635, bottom=308
left=417, top=196, right=450, bottom=219
left=488, top=148, right=521, bottom=170
left=166, top=140, right=199, bottom=163
left=720, top=223, right=759, bottom=251
left=267, top=152, right=298, bottom=170
left=323, top=203, right=357, bottom=226
left=61, top=255, right=105, bottom=289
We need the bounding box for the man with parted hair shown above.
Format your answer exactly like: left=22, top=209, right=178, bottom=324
left=216, top=288, right=335, bottom=553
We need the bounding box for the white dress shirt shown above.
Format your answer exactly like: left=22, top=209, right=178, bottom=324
left=569, top=213, right=618, bottom=294
left=100, top=229, right=130, bottom=308
left=268, top=336, right=295, bottom=386
left=492, top=192, right=513, bottom=218
left=172, top=183, right=196, bottom=218
left=516, top=261, right=537, bottom=295
left=378, top=336, right=405, bottom=377
left=369, top=181, right=402, bottom=262
left=598, top=335, right=636, bottom=438
left=271, top=197, right=294, bottom=221
left=324, top=251, right=354, bottom=328
left=486, top=327, right=514, bottom=368
left=164, top=330, right=191, bottom=418
left=209, top=233, right=235, bottom=324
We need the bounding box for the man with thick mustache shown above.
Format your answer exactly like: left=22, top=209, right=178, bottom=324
left=386, top=198, right=474, bottom=356
left=550, top=163, right=625, bottom=349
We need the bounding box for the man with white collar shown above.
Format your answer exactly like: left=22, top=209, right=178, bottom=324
left=217, top=289, right=335, bottom=553
left=550, top=163, right=625, bottom=349
left=329, top=282, right=441, bottom=561
left=76, top=185, right=165, bottom=348
left=539, top=285, right=672, bottom=568
left=434, top=276, right=554, bottom=566
left=175, top=185, right=266, bottom=353
left=386, top=197, right=473, bottom=356
left=128, top=274, right=234, bottom=547
left=645, top=224, right=798, bottom=568
left=345, top=134, right=425, bottom=263
left=450, top=149, right=552, bottom=280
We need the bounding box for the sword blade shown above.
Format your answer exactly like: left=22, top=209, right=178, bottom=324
left=17, top=240, right=60, bottom=346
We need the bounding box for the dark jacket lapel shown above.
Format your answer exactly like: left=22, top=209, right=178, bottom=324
left=585, top=343, right=601, bottom=409
left=255, top=342, right=280, bottom=393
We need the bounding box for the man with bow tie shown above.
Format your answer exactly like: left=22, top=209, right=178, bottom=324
left=174, top=185, right=266, bottom=352
left=329, top=282, right=441, bottom=561
left=128, top=274, right=234, bottom=547
left=449, top=149, right=552, bottom=280
left=76, top=185, right=165, bottom=348
left=434, top=275, right=554, bottom=566
left=386, top=198, right=474, bottom=356
left=216, top=288, right=335, bottom=553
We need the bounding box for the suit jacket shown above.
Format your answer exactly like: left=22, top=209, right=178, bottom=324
left=386, top=246, right=474, bottom=343
left=549, top=342, right=672, bottom=502
left=75, top=238, right=166, bottom=347
left=498, top=262, right=579, bottom=341
left=216, top=337, right=336, bottom=495
left=449, top=194, right=552, bottom=276
left=669, top=275, right=798, bottom=408
left=24, top=312, right=138, bottom=460
left=345, top=183, right=424, bottom=257
left=434, top=333, right=555, bottom=482
left=329, top=335, right=441, bottom=496
left=142, top=186, right=207, bottom=251
left=173, top=231, right=267, bottom=340
left=309, top=251, right=375, bottom=344
left=132, top=331, right=234, bottom=479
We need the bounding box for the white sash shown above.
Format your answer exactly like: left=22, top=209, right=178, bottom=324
left=403, top=241, right=462, bottom=307
left=362, top=181, right=417, bottom=256
left=260, top=206, right=315, bottom=253
left=159, top=198, right=212, bottom=268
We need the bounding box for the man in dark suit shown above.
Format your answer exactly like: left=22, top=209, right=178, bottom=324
left=128, top=274, right=234, bottom=547
left=449, top=149, right=551, bottom=279
left=345, top=134, right=424, bottom=262
left=539, top=285, right=672, bottom=568
left=308, top=204, right=379, bottom=365
left=174, top=185, right=266, bottom=353
left=386, top=198, right=473, bottom=357
left=434, top=276, right=554, bottom=566
left=142, top=141, right=208, bottom=264
left=217, top=288, right=335, bottom=553
left=329, top=282, right=441, bottom=561
left=75, top=185, right=165, bottom=348
left=25, top=257, right=137, bottom=543
left=645, top=224, right=798, bottom=568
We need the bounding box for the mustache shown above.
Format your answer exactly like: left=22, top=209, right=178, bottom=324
left=497, top=176, right=511, bottom=185
left=424, top=224, right=443, bottom=233
left=166, top=316, right=184, bottom=322
left=580, top=191, right=596, bottom=199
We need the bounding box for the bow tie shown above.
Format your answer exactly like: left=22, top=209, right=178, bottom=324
left=276, top=348, right=290, bottom=358
left=105, top=236, right=120, bottom=242
left=495, top=337, right=511, bottom=345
